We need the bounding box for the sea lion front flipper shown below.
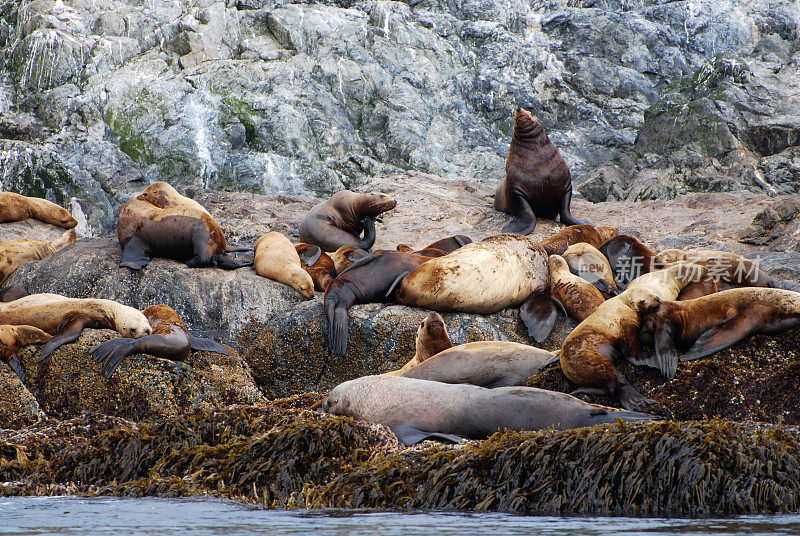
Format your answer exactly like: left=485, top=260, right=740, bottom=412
left=653, top=322, right=678, bottom=379
left=38, top=318, right=91, bottom=362
left=558, top=189, right=589, bottom=226
left=519, top=291, right=557, bottom=342
left=7, top=354, right=26, bottom=383
left=390, top=424, right=464, bottom=446
left=212, top=254, right=253, bottom=270
left=299, top=245, right=322, bottom=266
left=551, top=296, right=568, bottom=317
left=337, top=254, right=378, bottom=278
left=618, top=383, right=653, bottom=412
left=119, top=236, right=152, bottom=269
left=682, top=315, right=757, bottom=362
left=501, top=190, right=537, bottom=235
left=187, top=334, right=229, bottom=355
left=591, top=278, right=618, bottom=297
left=359, top=218, right=376, bottom=250
left=385, top=271, right=411, bottom=299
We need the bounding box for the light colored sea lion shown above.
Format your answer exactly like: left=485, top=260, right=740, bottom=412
left=90, top=304, right=228, bottom=378
left=539, top=225, right=618, bottom=256
left=0, top=192, right=77, bottom=228
left=322, top=375, right=658, bottom=446
left=655, top=249, right=775, bottom=288
left=117, top=181, right=251, bottom=270
left=562, top=242, right=619, bottom=296
left=385, top=312, right=453, bottom=376
left=330, top=246, right=370, bottom=274
left=549, top=254, right=605, bottom=321
left=560, top=262, right=708, bottom=410
left=600, top=235, right=657, bottom=289
left=295, top=243, right=337, bottom=292
left=0, top=293, right=152, bottom=361
left=299, top=190, right=397, bottom=252
left=494, top=108, right=588, bottom=234
left=395, top=234, right=556, bottom=342
left=0, top=229, right=76, bottom=285
left=0, top=324, right=51, bottom=383
left=254, top=232, right=314, bottom=298
left=638, top=288, right=800, bottom=378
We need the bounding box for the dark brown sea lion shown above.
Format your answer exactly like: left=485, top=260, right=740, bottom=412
left=386, top=312, right=453, bottom=375
left=299, top=191, right=397, bottom=252
left=396, top=235, right=472, bottom=255
left=0, top=192, right=77, bottom=228
left=655, top=249, right=775, bottom=288
left=254, top=232, right=314, bottom=298
left=0, top=324, right=51, bottom=383
left=494, top=108, right=588, bottom=234
left=322, top=375, right=658, bottom=446
left=91, top=304, right=228, bottom=378
left=0, top=286, right=29, bottom=302
left=324, top=251, right=432, bottom=356
left=638, top=288, right=800, bottom=379
left=549, top=254, right=605, bottom=321
left=296, top=243, right=337, bottom=292
left=117, top=182, right=251, bottom=270
left=600, top=235, right=657, bottom=289
left=539, top=225, right=618, bottom=256
left=330, top=246, right=370, bottom=274
left=0, top=229, right=76, bottom=285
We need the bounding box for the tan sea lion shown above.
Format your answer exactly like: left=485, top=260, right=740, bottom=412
left=299, top=190, right=397, bottom=252
left=655, top=249, right=775, bottom=288
left=330, top=246, right=370, bottom=274
left=322, top=375, right=658, bottom=446
left=0, top=229, right=76, bottom=285
left=0, top=192, right=77, bottom=228
left=117, top=182, right=251, bottom=270
left=549, top=254, right=605, bottom=321
left=254, top=232, right=314, bottom=298
left=385, top=312, right=453, bottom=376
left=562, top=242, right=619, bottom=296
left=559, top=262, right=708, bottom=410
left=0, top=293, right=152, bottom=361
left=395, top=234, right=555, bottom=342
left=91, top=304, right=228, bottom=378
left=295, top=243, right=337, bottom=292
left=0, top=324, right=51, bottom=383
left=539, top=225, right=618, bottom=256
left=600, top=235, right=657, bottom=289
left=494, top=108, right=588, bottom=234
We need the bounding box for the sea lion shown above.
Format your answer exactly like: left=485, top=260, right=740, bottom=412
left=0, top=286, right=29, bottom=302
left=638, top=288, right=800, bottom=378
left=0, top=324, right=51, bottom=383
left=396, top=235, right=472, bottom=255
left=299, top=190, right=397, bottom=252
left=562, top=242, right=619, bottom=296
left=117, top=181, right=251, bottom=270
left=0, top=229, right=76, bottom=285
left=323, top=375, right=658, bottom=446
left=401, top=341, right=558, bottom=388
left=655, top=249, right=775, bottom=288
left=295, top=243, right=337, bottom=292
left=539, top=225, right=618, bottom=256
left=385, top=312, right=453, bottom=376
left=0, top=192, right=77, bottom=229
left=600, top=235, right=657, bottom=289
left=494, top=108, right=587, bottom=234
left=0, top=293, right=152, bottom=361
left=549, top=254, right=605, bottom=321
left=90, top=304, right=228, bottom=378
left=325, top=251, right=433, bottom=356
left=395, top=234, right=556, bottom=342
left=330, top=246, right=370, bottom=274
left=559, top=262, right=708, bottom=410
left=254, top=232, right=314, bottom=298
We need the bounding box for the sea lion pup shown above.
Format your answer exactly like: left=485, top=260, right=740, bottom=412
left=295, top=243, right=337, bottom=292
left=560, top=262, right=708, bottom=410
left=322, top=375, right=658, bottom=446
left=325, top=251, right=433, bottom=356
left=385, top=312, right=453, bottom=376
left=0, top=294, right=152, bottom=361
left=117, top=181, right=252, bottom=270
left=655, top=249, right=775, bottom=288
left=91, top=304, right=228, bottom=378
left=0, top=286, right=29, bottom=302
left=494, top=108, right=588, bottom=234
left=562, top=242, right=619, bottom=296
left=638, top=288, right=800, bottom=378
left=539, top=225, right=618, bottom=256
left=0, top=229, right=77, bottom=285
left=395, top=234, right=556, bottom=342
left=0, top=192, right=77, bottom=228
left=396, top=235, right=472, bottom=255
left=549, top=255, right=605, bottom=321
left=0, top=325, right=51, bottom=383
left=330, top=246, right=370, bottom=274
left=299, top=190, right=397, bottom=252
left=254, top=232, right=314, bottom=298
left=600, top=235, right=657, bottom=289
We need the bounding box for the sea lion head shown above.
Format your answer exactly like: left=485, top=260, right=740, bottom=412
left=138, top=181, right=181, bottom=208
left=290, top=269, right=316, bottom=299
left=416, top=312, right=452, bottom=362
left=321, top=378, right=356, bottom=416
left=548, top=254, right=570, bottom=275
left=361, top=192, right=397, bottom=219
left=513, top=107, right=545, bottom=140
left=627, top=287, right=662, bottom=315
left=54, top=208, right=78, bottom=229
left=114, top=305, right=154, bottom=339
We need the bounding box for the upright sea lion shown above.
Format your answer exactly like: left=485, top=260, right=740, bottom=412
left=0, top=324, right=51, bottom=383
left=299, top=190, right=397, bottom=252
left=600, top=235, right=657, bottom=289
left=323, top=375, right=658, bottom=446
left=539, top=225, right=618, bottom=255
left=117, top=182, right=251, bottom=270
left=296, top=243, right=337, bottom=292
left=559, top=262, right=708, bottom=410
left=0, top=229, right=76, bottom=285
left=562, top=242, right=619, bottom=296
left=494, top=108, right=587, bottom=234
left=0, top=294, right=152, bottom=361
left=330, top=246, right=370, bottom=274
left=396, top=235, right=472, bottom=255
left=91, top=304, right=228, bottom=378
left=385, top=312, right=453, bottom=376
left=325, top=251, right=433, bottom=356
left=549, top=254, right=605, bottom=321
left=254, top=232, right=314, bottom=298
left=655, top=249, right=775, bottom=288
left=395, top=234, right=556, bottom=342
left=0, top=192, right=77, bottom=228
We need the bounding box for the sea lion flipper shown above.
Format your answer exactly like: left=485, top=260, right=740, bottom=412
left=212, top=254, right=253, bottom=270
left=519, top=291, right=557, bottom=342
left=7, top=354, right=26, bottom=383
left=299, top=245, right=322, bottom=266
left=337, top=254, right=378, bottom=278
left=119, top=236, right=152, bottom=269
left=501, top=190, right=537, bottom=235
left=551, top=296, right=568, bottom=317
left=558, top=189, right=589, bottom=226
left=359, top=218, right=376, bottom=250
left=682, top=316, right=756, bottom=362
left=617, top=384, right=652, bottom=412
left=91, top=337, right=136, bottom=377
left=187, top=334, right=229, bottom=355
left=454, top=235, right=470, bottom=248
left=345, top=248, right=370, bottom=262
left=385, top=271, right=411, bottom=299
left=390, top=424, right=464, bottom=446
left=38, top=329, right=83, bottom=362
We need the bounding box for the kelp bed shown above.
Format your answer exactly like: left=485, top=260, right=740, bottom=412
left=2, top=400, right=800, bottom=517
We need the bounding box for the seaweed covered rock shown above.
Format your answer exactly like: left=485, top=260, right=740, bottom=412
left=0, top=369, right=43, bottom=428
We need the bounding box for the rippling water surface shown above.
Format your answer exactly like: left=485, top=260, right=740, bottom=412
left=3, top=497, right=800, bottom=536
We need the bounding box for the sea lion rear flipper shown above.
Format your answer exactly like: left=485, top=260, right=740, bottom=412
left=682, top=315, right=756, bottom=362
left=519, top=291, right=556, bottom=342
left=346, top=248, right=370, bottom=262
left=591, top=279, right=617, bottom=296
left=120, top=236, right=152, bottom=269
left=385, top=271, right=411, bottom=299
left=559, top=190, right=589, bottom=226
left=390, top=424, right=464, bottom=446
left=91, top=337, right=136, bottom=377
left=617, top=384, right=653, bottom=412
left=299, top=245, right=322, bottom=266
left=337, top=254, right=378, bottom=277
left=7, top=354, right=26, bottom=383
left=212, top=254, right=253, bottom=270
left=187, top=334, right=229, bottom=355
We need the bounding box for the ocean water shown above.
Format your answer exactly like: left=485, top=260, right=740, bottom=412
left=2, top=497, right=800, bottom=535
